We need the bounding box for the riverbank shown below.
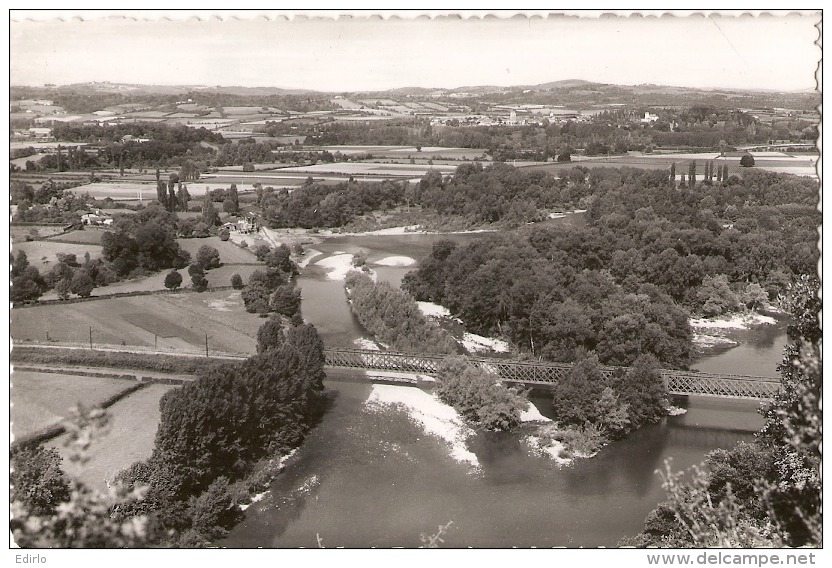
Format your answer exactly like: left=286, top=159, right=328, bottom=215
left=690, top=309, right=782, bottom=355
left=257, top=207, right=586, bottom=250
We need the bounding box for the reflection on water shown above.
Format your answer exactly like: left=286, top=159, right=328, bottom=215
left=224, top=228, right=787, bottom=548
left=693, top=321, right=788, bottom=378
left=224, top=377, right=761, bottom=548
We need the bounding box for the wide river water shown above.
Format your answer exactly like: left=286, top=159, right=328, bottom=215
left=223, top=224, right=788, bottom=548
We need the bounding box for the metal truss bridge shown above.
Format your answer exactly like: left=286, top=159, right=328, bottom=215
left=323, top=348, right=781, bottom=400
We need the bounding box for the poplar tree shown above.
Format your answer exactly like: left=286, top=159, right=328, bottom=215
left=223, top=183, right=240, bottom=214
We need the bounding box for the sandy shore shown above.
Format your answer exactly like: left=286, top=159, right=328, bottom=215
left=365, top=384, right=479, bottom=470
left=461, top=332, right=510, bottom=354
left=689, top=311, right=777, bottom=330
left=374, top=255, right=416, bottom=267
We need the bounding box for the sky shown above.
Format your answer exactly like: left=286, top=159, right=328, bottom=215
left=9, top=10, right=822, bottom=92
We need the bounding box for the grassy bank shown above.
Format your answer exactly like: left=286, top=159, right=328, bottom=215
left=11, top=346, right=229, bottom=375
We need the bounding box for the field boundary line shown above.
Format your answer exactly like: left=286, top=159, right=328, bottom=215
left=12, top=340, right=249, bottom=359
left=11, top=381, right=153, bottom=450
left=12, top=365, right=142, bottom=382
left=13, top=284, right=236, bottom=308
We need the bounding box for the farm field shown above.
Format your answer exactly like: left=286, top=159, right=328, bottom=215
left=70, top=180, right=261, bottom=200
left=11, top=290, right=261, bottom=354
left=46, top=228, right=110, bottom=245
left=38, top=271, right=167, bottom=300
left=203, top=264, right=260, bottom=288
left=11, top=154, right=47, bottom=168
left=10, top=141, right=90, bottom=151
left=48, top=383, right=177, bottom=492
left=11, top=224, right=68, bottom=244
left=523, top=151, right=818, bottom=178
left=199, top=172, right=317, bottom=185
left=275, top=161, right=457, bottom=177
left=176, top=236, right=258, bottom=264
left=311, top=145, right=489, bottom=160
left=12, top=240, right=103, bottom=271
left=11, top=370, right=137, bottom=440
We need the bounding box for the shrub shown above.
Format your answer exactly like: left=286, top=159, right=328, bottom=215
left=191, top=272, right=209, bottom=292
left=219, top=228, right=230, bottom=242
left=697, top=274, right=740, bottom=317
left=55, top=278, right=72, bottom=300
left=593, top=387, right=630, bottom=439
left=187, top=263, right=204, bottom=278
left=435, top=356, right=528, bottom=431
left=11, top=444, right=71, bottom=516
left=613, top=354, right=668, bottom=431
left=248, top=268, right=286, bottom=291
left=566, top=423, right=606, bottom=456
left=185, top=477, right=241, bottom=543
left=551, top=354, right=606, bottom=426
left=739, top=153, right=755, bottom=167
left=264, top=244, right=297, bottom=274
left=230, top=273, right=244, bottom=289
left=270, top=283, right=301, bottom=318
left=195, top=245, right=221, bottom=270
left=252, top=244, right=271, bottom=262
left=164, top=270, right=183, bottom=290
left=256, top=315, right=284, bottom=353
left=352, top=251, right=368, bottom=267
left=69, top=271, right=95, bottom=298
left=241, top=282, right=271, bottom=314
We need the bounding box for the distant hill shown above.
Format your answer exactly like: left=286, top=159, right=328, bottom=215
left=10, top=79, right=820, bottom=112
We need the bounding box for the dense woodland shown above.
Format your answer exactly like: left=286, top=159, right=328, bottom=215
left=401, top=166, right=819, bottom=368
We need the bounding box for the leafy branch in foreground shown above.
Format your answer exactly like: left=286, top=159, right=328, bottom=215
left=11, top=405, right=152, bottom=548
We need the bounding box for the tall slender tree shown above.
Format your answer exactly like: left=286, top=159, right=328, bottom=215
left=223, top=183, right=239, bottom=214
left=177, top=183, right=190, bottom=212
left=202, top=192, right=219, bottom=226
left=688, top=161, right=696, bottom=187
left=156, top=180, right=167, bottom=209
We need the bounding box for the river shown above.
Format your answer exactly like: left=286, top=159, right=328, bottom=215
left=222, top=226, right=788, bottom=548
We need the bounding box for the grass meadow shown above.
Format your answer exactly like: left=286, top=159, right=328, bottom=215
left=11, top=291, right=262, bottom=354
left=11, top=370, right=137, bottom=440
left=12, top=240, right=103, bottom=271
left=47, top=383, right=177, bottom=492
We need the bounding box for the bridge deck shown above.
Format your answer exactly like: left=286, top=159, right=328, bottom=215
left=323, top=348, right=780, bottom=400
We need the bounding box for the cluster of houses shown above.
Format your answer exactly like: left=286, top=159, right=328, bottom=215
left=223, top=214, right=259, bottom=234
left=80, top=210, right=114, bottom=226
